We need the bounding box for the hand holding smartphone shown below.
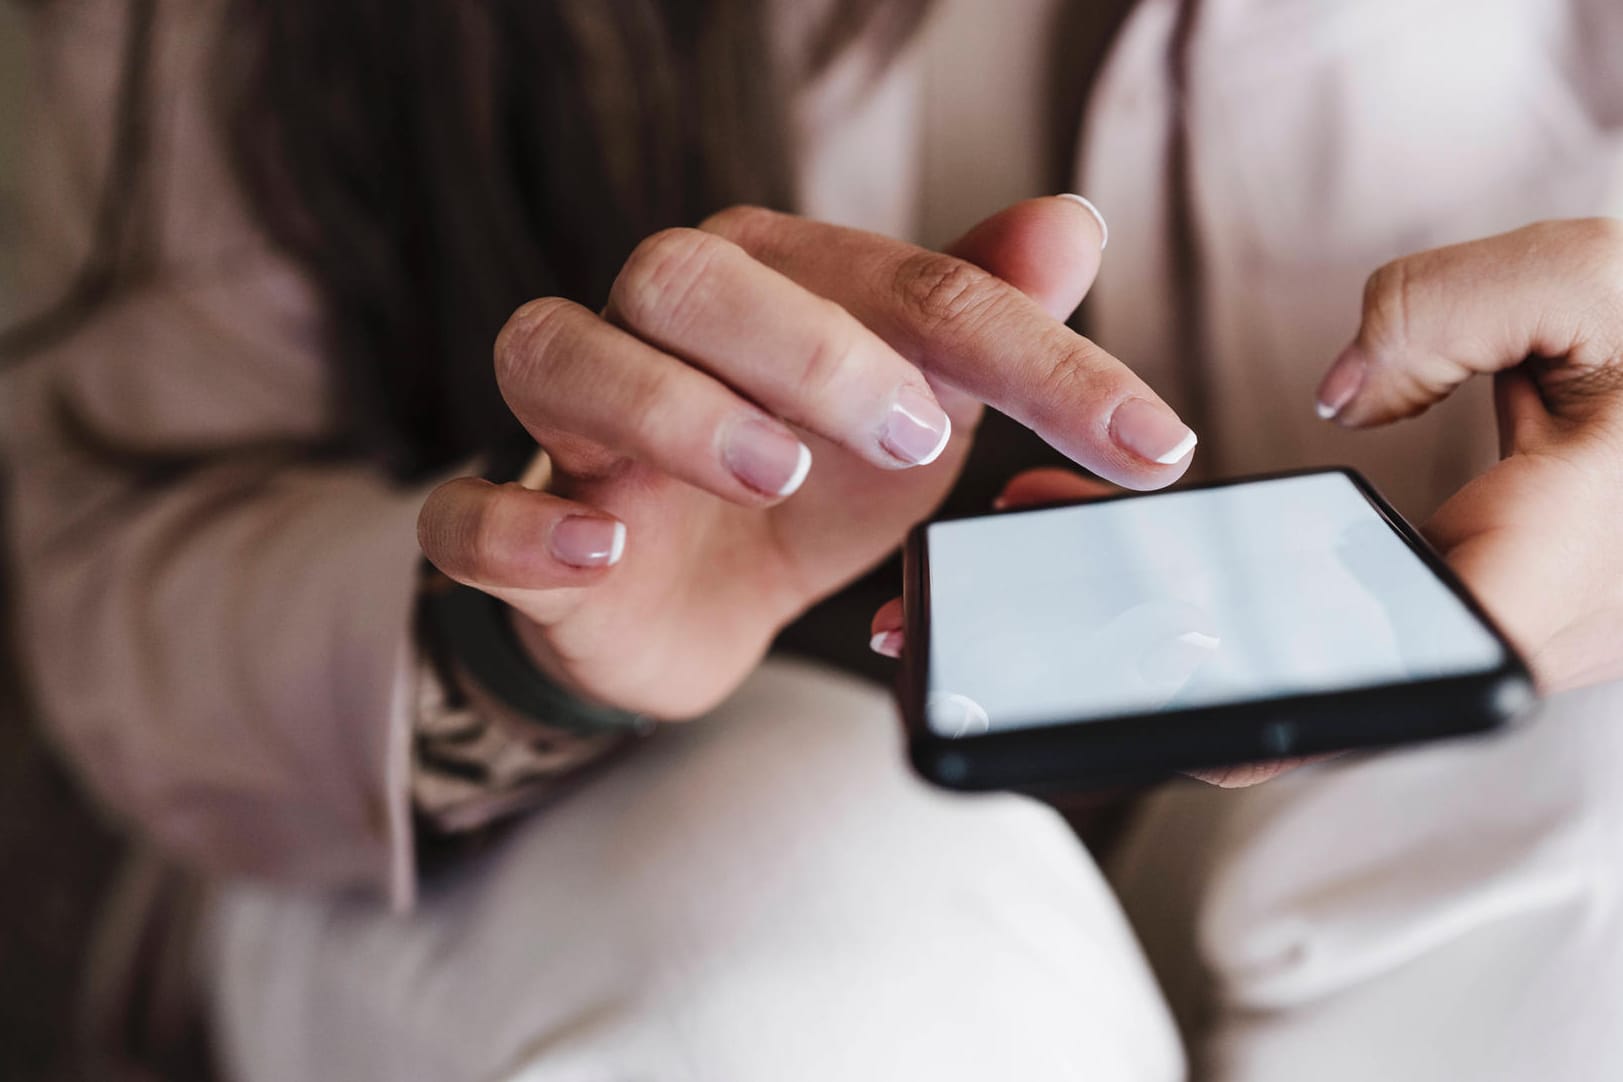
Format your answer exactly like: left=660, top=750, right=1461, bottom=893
left=900, top=469, right=1534, bottom=791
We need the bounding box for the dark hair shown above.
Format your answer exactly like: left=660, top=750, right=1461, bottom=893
left=0, top=0, right=161, bottom=363
left=4, top=0, right=926, bottom=480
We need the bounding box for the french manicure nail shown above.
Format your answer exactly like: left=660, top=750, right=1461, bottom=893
left=882, top=386, right=953, bottom=466
left=550, top=515, right=626, bottom=568
left=1056, top=194, right=1109, bottom=251
left=869, top=630, right=904, bottom=658
left=1316, top=348, right=1368, bottom=420
left=723, top=416, right=813, bottom=497
left=1110, top=397, right=1198, bottom=465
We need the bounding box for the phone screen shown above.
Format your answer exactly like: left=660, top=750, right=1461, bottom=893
left=922, top=472, right=1509, bottom=738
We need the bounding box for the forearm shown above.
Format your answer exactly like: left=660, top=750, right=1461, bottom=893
left=5, top=433, right=429, bottom=902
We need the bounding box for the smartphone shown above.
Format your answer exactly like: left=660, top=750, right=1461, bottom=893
left=899, top=468, right=1535, bottom=791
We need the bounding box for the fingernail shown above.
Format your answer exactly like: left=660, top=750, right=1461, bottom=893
left=869, top=630, right=904, bottom=658
left=723, top=416, right=813, bottom=497
left=1109, top=397, right=1198, bottom=465
left=882, top=386, right=952, bottom=466
left=550, top=515, right=626, bottom=568
left=1056, top=194, right=1109, bottom=251
left=1316, top=348, right=1367, bottom=420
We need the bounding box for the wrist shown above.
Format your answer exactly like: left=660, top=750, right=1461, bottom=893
left=419, top=565, right=647, bottom=736
left=505, top=603, right=622, bottom=712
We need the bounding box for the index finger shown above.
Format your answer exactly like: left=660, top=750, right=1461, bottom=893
left=700, top=207, right=1197, bottom=490
left=1317, top=219, right=1623, bottom=429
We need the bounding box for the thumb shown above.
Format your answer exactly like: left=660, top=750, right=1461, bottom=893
left=944, top=195, right=1109, bottom=321
left=1316, top=219, right=1623, bottom=432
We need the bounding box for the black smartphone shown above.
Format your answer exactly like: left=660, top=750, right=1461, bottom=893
left=899, top=468, right=1535, bottom=792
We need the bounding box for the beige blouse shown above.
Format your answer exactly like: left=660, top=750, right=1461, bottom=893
left=5, top=0, right=1622, bottom=909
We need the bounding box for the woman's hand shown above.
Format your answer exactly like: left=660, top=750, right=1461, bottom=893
left=1318, top=218, right=1623, bottom=691
left=872, top=219, right=1623, bottom=788
left=417, top=198, right=1199, bottom=717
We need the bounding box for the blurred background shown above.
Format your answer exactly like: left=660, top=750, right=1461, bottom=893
left=1, top=10, right=22, bottom=290
left=1, top=9, right=124, bottom=1080
left=0, top=10, right=1060, bottom=1078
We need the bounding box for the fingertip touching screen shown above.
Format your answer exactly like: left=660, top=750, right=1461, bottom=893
left=922, top=473, right=1507, bottom=738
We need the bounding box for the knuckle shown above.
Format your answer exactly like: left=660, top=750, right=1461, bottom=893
left=892, top=252, right=1002, bottom=335
left=792, top=303, right=866, bottom=402
left=612, top=227, right=725, bottom=338
left=1360, top=258, right=1413, bottom=352
left=617, top=359, right=677, bottom=425
left=1032, top=336, right=1117, bottom=424
left=592, top=353, right=685, bottom=454
left=494, top=296, right=579, bottom=393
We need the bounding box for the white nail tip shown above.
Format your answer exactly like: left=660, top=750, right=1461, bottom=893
left=607, top=521, right=627, bottom=565
left=869, top=632, right=891, bottom=654
left=1154, top=429, right=1198, bottom=465
left=1315, top=400, right=1339, bottom=420
left=1058, top=194, right=1109, bottom=251
left=778, top=442, right=813, bottom=496
left=914, top=412, right=952, bottom=467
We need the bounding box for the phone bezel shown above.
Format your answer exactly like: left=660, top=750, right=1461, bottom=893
left=899, top=467, right=1536, bottom=792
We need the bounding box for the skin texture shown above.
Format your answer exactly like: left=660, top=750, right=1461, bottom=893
left=1328, top=219, right=1623, bottom=693
left=418, top=198, right=1197, bottom=718
left=872, top=219, right=1623, bottom=786
left=423, top=210, right=1623, bottom=785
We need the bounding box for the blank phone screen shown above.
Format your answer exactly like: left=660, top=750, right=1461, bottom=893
left=922, top=473, right=1507, bottom=738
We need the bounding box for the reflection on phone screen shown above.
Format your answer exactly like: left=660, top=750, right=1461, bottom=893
left=924, top=474, right=1506, bottom=736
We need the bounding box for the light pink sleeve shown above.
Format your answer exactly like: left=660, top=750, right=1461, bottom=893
left=2, top=2, right=427, bottom=906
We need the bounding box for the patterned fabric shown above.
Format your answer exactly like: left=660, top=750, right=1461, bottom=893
left=411, top=595, right=637, bottom=835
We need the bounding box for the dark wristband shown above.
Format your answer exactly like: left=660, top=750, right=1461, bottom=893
left=416, top=434, right=647, bottom=736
